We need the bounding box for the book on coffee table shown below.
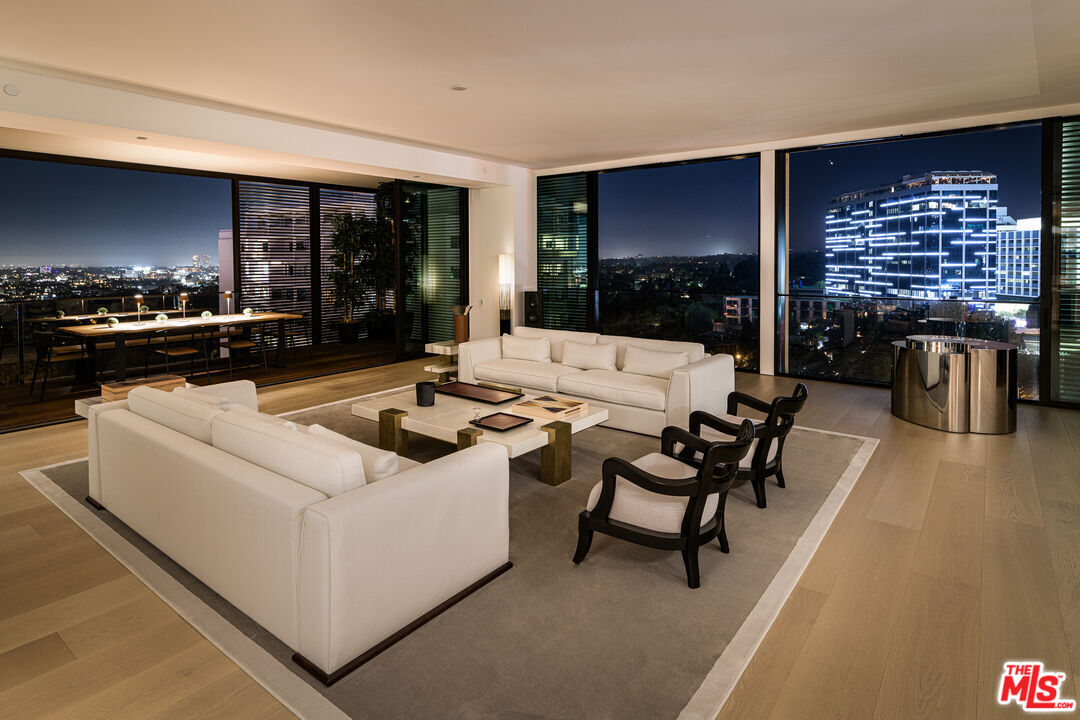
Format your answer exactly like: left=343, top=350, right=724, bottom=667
left=510, top=395, right=589, bottom=421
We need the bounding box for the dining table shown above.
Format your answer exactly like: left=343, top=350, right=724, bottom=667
left=32, top=309, right=185, bottom=324
left=57, top=312, right=303, bottom=382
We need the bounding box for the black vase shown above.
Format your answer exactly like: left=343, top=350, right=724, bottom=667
left=415, top=381, right=435, bottom=407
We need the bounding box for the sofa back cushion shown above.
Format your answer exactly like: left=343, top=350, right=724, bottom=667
left=562, top=340, right=617, bottom=371
left=512, top=327, right=600, bottom=363
left=622, top=344, right=690, bottom=380
left=173, top=380, right=259, bottom=411
left=308, top=424, right=400, bottom=482
left=127, top=386, right=224, bottom=443
left=211, top=408, right=366, bottom=497
left=598, top=335, right=705, bottom=369
left=501, top=334, right=551, bottom=362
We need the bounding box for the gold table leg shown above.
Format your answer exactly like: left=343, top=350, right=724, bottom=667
left=540, top=420, right=572, bottom=486
left=379, top=408, right=409, bottom=456
left=457, top=427, right=482, bottom=450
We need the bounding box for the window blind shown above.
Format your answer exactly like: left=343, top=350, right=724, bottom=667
left=1055, top=120, right=1080, bottom=403
left=537, top=174, right=589, bottom=331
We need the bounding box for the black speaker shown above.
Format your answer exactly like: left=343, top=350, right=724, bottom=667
left=523, top=291, right=542, bottom=327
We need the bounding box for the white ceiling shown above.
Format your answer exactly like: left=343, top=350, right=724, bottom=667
left=2, top=0, right=1079, bottom=168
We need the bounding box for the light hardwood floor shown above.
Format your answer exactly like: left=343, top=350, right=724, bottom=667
left=1, top=363, right=1077, bottom=718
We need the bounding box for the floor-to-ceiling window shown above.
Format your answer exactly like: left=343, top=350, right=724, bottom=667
left=536, top=157, right=760, bottom=368
left=1050, top=117, right=1080, bottom=405
left=400, top=182, right=468, bottom=354
left=778, top=123, right=1043, bottom=399
left=598, top=157, right=760, bottom=369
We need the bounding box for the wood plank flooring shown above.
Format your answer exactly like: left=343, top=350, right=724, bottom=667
left=1, top=365, right=1078, bottom=718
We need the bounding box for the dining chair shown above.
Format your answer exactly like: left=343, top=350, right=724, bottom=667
left=145, top=327, right=211, bottom=379
left=30, top=331, right=89, bottom=401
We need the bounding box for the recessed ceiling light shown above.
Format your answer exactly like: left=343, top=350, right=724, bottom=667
left=412, top=175, right=421, bottom=179
left=450, top=84, right=469, bottom=92
left=3, top=84, right=19, bottom=96
left=136, top=136, right=148, bottom=140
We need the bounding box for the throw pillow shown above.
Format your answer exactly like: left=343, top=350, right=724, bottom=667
left=622, top=344, right=690, bottom=379
left=308, top=424, right=401, bottom=482
left=501, top=334, right=551, bottom=362
left=562, top=339, right=617, bottom=371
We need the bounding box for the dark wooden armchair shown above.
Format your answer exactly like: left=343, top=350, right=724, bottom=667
left=573, top=420, right=755, bottom=588
left=689, top=383, right=808, bottom=510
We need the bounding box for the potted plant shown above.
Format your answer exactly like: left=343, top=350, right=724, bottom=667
left=328, top=183, right=396, bottom=343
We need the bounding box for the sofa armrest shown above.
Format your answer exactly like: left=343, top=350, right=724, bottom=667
left=457, top=337, right=502, bottom=384
left=665, top=353, right=735, bottom=430
left=297, top=443, right=510, bottom=675
left=87, top=398, right=129, bottom=502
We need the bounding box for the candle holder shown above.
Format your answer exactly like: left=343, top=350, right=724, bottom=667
left=134, top=294, right=144, bottom=325
left=224, top=290, right=233, bottom=316
left=179, top=293, right=189, bottom=321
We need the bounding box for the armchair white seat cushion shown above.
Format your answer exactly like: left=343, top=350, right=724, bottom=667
left=127, top=386, right=224, bottom=443
left=308, top=424, right=401, bottom=482
left=474, top=358, right=580, bottom=392
left=697, top=413, right=779, bottom=468
left=212, top=408, right=366, bottom=496
left=585, top=452, right=717, bottom=533
left=558, top=369, right=668, bottom=411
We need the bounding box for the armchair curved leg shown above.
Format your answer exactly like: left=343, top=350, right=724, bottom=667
left=751, top=474, right=767, bottom=509
left=718, top=520, right=730, bottom=554
left=776, top=466, right=786, bottom=488
left=572, top=513, right=594, bottom=564
left=681, top=546, right=701, bottom=589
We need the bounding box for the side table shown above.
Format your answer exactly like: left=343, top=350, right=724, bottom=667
left=423, top=340, right=459, bottom=383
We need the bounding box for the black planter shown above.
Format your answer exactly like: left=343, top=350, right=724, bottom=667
left=415, top=381, right=435, bottom=407
left=337, top=321, right=362, bottom=344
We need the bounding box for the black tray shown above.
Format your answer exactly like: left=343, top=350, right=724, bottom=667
left=435, top=381, right=524, bottom=404
left=469, top=412, right=533, bottom=432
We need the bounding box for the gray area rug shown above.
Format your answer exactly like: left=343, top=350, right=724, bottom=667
left=39, top=400, right=868, bottom=720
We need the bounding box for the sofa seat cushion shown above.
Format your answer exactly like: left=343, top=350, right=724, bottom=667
left=473, top=358, right=580, bottom=392
left=557, top=369, right=668, bottom=411
left=308, top=424, right=400, bottom=482
left=127, top=386, right=224, bottom=443
left=698, top=413, right=778, bottom=468
left=586, top=452, right=715, bottom=533
left=211, top=408, right=366, bottom=497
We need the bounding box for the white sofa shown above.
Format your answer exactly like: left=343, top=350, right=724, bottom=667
left=86, top=380, right=510, bottom=684
left=458, top=327, right=735, bottom=436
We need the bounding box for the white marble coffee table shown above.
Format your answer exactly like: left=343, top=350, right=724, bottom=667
left=351, top=386, right=608, bottom=485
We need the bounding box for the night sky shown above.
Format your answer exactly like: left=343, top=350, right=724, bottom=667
left=787, top=124, right=1042, bottom=253
left=596, top=124, right=1041, bottom=260
left=599, top=156, right=760, bottom=258
left=0, top=157, right=231, bottom=266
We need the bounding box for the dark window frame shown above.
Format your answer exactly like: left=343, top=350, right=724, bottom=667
left=774, top=119, right=1053, bottom=402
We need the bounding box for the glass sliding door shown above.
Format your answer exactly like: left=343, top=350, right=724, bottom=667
left=778, top=123, right=1044, bottom=398
left=1050, top=118, right=1080, bottom=405
left=400, top=182, right=466, bottom=354
left=318, top=186, right=378, bottom=344
left=237, top=180, right=312, bottom=323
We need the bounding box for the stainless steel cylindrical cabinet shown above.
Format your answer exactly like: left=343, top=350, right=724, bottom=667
left=891, top=335, right=1016, bottom=434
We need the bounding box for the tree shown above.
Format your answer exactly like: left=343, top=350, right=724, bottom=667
left=327, top=183, right=395, bottom=324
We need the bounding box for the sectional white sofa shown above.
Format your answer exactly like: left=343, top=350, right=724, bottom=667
left=86, top=380, right=510, bottom=685
left=458, top=327, right=734, bottom=436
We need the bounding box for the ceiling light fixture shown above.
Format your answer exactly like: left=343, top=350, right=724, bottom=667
left=450, top=84, right=469, bottom=92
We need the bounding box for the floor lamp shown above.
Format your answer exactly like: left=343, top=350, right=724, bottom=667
left=499, top=254, right=513, bottom=336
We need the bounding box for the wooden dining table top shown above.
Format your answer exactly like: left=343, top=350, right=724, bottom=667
left=57, top=312, right=302, bottom=337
